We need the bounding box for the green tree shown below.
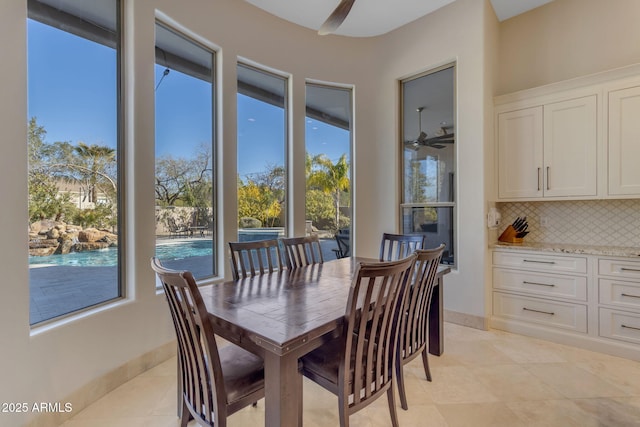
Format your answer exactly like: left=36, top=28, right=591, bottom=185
left=237, top=179, right=281, bottom=227
left=305, top=189, right=334, bottom=230
left=155, top=144, right=212, bottom=208
left=307, top=153, right=350, bottom=231
left=72, top=142, right=116, bottom=204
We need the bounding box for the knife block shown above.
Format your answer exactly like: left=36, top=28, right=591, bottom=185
left=498, top=225, right=523, bottom=244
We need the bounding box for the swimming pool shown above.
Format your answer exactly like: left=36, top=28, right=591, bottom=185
left=29, top=239, right=214, bottom=267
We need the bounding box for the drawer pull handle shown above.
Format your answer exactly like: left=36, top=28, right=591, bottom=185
left=621, top=293, right=640, bottom=299
left=620, top=267, right=640, bottom=273
left=523, top=307, right=554, bottom=315
left=523, top=281, right=555, bottom=287
left=523, top=260, right=556, bottom=265
left=622, top=324, right=640, bottom=332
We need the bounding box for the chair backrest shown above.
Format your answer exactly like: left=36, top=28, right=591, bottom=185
left=340, top=254, right=416, bottom=410
left=397, top=244, right=445, bottom=362
left=379, top=233, right=425, bottom=261
left=281, top=235, right=324, bottom=269
left=335, top=232, right=350, bottom=258
left=150, top=257, right=225, bottom=426
left=228, top=239, right=284, bottom=280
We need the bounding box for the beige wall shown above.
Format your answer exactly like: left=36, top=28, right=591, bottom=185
left=497, top=0, right=640, bottom=95
left=373, top=0, right=495, bottom=321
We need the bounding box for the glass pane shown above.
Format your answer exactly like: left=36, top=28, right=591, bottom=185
left=402, top=68, right=455, bottom=204
left=401, top=206, right=455, bottom=265
left=401, top=65, right=456, bottom=266
left=154, top=23, right=215, bottom=280
left=27, top=1, right=120, bottom=325
left=237, top=64, right=287, bottom=242
left=305, top=84, right=352, bottom=259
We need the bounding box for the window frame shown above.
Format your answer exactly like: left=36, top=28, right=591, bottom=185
left=399, top=64, right=457, bottom=266
left=27, top=0, right=124, bottom=325
left=153, top=18, right=218, bottom=282
left=236, top=60, right=290, bottom=240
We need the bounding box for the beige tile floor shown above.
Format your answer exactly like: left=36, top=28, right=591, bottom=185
left=60, top=323, right=640, bottom=427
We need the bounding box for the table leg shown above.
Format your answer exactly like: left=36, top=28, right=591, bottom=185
left=263, top=352, right=303, bottom=427
left=428, top=277, right=444, bottom=356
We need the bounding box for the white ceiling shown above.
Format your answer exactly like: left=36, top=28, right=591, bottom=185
left=245, top=0, right=554, bottom=37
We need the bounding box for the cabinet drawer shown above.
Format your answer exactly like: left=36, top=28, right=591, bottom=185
left=493, top=251, right=587, bottom=274
left=599, top=308, right=640, bottom=345
left=599, top=259, right=640, bottom=279
left=493, top=292, right=587, bottom=333
left=493, top=268, right=587, bottom=301
left=599, top=279, right=640, bottom=310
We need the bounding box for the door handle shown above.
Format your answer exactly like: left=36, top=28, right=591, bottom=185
left=537, top=168, right=541, bottom=191
left=546, top=166, right=550, bottom=190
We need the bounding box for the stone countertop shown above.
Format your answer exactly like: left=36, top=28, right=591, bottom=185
left=491, top=241, right=640, bottom=258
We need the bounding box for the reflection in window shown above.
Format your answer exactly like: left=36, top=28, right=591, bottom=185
left=27, top=0, right=121, bottom=325
left=154, top=22, right=215, bottom=280
left=401, top=65, right=456, bottom=265
left=237, top=63, right=287, bottom=242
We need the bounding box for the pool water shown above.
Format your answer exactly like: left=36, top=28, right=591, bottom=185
left=29, top=239, right=214, bottom=267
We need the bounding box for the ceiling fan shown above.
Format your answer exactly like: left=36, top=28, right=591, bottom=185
left=404, top=107, right=455, bottom=150
left=318, top=0, right=356, bottom=35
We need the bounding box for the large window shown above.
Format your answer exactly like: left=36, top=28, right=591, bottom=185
left=154, top=23, right=216, bottom=280
left=401, top=65, right=456, bottom=265
left=237, top=63, right=287, bottom=242
left=27, top=0, right=121, bottom=324
left=305, top=83, right=352, bottom=258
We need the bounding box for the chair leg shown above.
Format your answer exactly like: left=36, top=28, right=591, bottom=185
left=387, top=385, right=400, bottom=427
left=396, top=360, right=409, bottom=410
left=179, top=400, right=190, bottom=427
left=421, top=348, right=432, bottom=382
left=338, top=394, right=350, bottom=427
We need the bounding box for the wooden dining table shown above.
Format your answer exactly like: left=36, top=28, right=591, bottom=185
left=199, top=257, right=450, bottom=427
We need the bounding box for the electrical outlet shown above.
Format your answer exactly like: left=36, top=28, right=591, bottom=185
left=539, top=216, right=548, bottom=227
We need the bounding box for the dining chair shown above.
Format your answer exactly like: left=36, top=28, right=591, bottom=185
left=300, top=254, right=416, bottom=427
left=150, top=257, right=265, bottom=427
left=332, top=232, right=351, bottom=259
left=280, top=235, right=324, bottom=269
left=228, top=239, right=284, bottom=280
left=396, top=244, right=445, bottom=410
left=379, top=232, right=425, bottom=261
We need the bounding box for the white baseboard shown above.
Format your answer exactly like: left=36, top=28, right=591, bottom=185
left=445, top=309, right=489, bottom=330
left=491, top=317, right=640, bottom=362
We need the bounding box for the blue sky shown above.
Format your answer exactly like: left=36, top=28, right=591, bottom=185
left=28, top=19, right=350, bottom=180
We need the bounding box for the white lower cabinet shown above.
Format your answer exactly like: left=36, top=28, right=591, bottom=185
left=493, top=292, right=587, bottom=332
left=599, top=309, right=640, bottom=345
left=597, top=258, right=640, bottom=348
left=492, top=249, right=640, bottom=360
left=493, top=250, right=588, bottom=335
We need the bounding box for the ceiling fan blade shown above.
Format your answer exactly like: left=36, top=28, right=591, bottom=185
left=318, top=0, right=356, bottom=35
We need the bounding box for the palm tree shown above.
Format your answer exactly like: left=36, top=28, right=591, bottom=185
left=73, top=142, right=116, bottom=203
left=307, top=153, right=350, bottom=230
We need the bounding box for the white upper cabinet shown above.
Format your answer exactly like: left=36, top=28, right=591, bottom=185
left=543, top=96, right=597, bottom=197
left=608, top=85, right=640, bottom=196
left=497, top=107, right=543, bottom=199
left=497, top=95, right=597, bottom=200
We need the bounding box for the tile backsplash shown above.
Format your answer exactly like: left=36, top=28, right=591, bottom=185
left=496, top=200, right=640, bottom=247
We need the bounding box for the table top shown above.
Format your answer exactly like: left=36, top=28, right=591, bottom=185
left=199, top=257, right=449, bottom=356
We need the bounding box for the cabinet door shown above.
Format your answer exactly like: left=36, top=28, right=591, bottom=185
left=497, top=107, right=543, bottom=199
left=543, top=95, right=597, bottom=197
left=608, top=86, right=640, bottom=195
